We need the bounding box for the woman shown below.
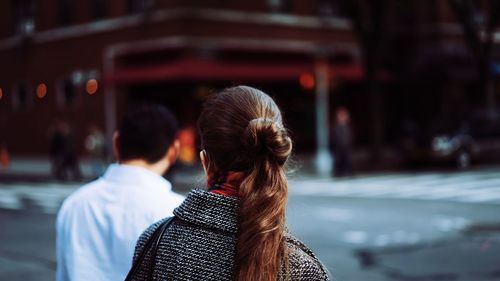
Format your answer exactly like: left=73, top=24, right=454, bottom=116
left=128, top=86, right=330, bottom=281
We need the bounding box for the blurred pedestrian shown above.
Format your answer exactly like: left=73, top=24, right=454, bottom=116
left=84, top=125, right=106, bottom=178
left=56, top=104, right=184, bottom=281
left=126, top=86, right=330, bottom=281
left=332, top=107, right=353, bottom=177
left=49, top=120, right=65, bottom=178
left=61, top=122, right=82, bottom=181
left=49, top=121, right=82, bottom=181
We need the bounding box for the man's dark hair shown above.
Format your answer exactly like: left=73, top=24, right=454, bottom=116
left=118, top=103, right=178, bottom=163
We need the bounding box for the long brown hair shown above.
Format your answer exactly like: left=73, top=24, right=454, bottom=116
left=198, top=86, right=292, bottom=281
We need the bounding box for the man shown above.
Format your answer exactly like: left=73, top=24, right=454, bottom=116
left=56, top=104, right=185, bottom=281
left=332, top=107, right=354, bottom=177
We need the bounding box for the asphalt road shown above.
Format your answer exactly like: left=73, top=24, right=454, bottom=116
left=289, top=196, right=500, bottom=281
left=1, top=167, right=500, bottom=281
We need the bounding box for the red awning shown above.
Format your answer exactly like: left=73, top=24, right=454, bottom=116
left=106, top=57, right=388, bottom=84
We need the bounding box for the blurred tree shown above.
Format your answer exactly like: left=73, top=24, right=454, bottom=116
left=340, top=0, right=388, bottom=161
left=449, top=0, right=500, bottom=115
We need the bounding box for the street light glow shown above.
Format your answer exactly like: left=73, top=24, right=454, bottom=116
left=86, top=79, right=98, bottom=95
left=299, top=73, right=315, bottom=90
left=36, top=83, right=47, bottom=99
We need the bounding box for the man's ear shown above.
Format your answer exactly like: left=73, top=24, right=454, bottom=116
left=112, top=131, right=120, bottom=162
left=165, top=139, right=180, bottom=168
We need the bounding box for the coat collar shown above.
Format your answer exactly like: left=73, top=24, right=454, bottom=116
left=173, top=189, right=239, bottom=234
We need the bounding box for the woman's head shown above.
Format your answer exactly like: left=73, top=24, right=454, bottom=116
left=198, top=85, right=291, bottom=174
left=198, top=86, right=292, bottom=281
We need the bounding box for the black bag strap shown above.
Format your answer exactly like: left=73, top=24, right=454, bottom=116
left=125, top=217, right=175, bottom=281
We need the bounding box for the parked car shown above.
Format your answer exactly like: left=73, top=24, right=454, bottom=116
left=404, top=111, right=500, bottom=169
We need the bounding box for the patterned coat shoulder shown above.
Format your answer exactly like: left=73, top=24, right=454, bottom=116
left=284, top=233, right=331, bottom=280
left=131, top=219, right=331, bottom=281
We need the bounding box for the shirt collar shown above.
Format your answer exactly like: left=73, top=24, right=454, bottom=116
left=102, top=163, right=172, bottom=191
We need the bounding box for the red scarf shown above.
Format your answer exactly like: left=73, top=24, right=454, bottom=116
left=207, top=171, right=244, bottom=197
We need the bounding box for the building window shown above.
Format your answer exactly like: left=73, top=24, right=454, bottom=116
left=12, top=82, right=33, bottom=111
left=93, top=0, right=107, bottom=19
left=58, top=0, right=74, bottom=26
left=127, top=0, right=155, bottom=14
left=13, top=0, right=35, bottom=36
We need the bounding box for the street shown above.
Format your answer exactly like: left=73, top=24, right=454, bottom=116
left=3, top=1, right=500, bottom=280
left=1, top=167, right=500, bottom=281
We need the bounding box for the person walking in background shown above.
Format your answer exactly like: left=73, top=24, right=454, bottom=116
left=332, top=107, right=354, bottom=177
left=49, top=121, right=82, bottom=181
left=49, top=120, right=66, bottom=179
left=84, top=125, right=106, bottom=178
left=126, top=86, right=330, bottom=281
left=56, top=104, right=185, bottom=281
left=60, top=122, right=82, bottom=181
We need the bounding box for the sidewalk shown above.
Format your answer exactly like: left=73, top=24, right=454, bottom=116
left=0, top=149, right=401, bottom=181
left=0, top=157, right=98, bottom=185
left=0, top=154, right=332, bottom=196
left=0, top=157, right=201, bottom=191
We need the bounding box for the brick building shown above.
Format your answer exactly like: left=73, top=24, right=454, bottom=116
left=0, top=0, right=492, bottom=161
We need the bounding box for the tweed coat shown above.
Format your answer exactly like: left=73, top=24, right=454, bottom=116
left=129, top=189, right=330, bottom=281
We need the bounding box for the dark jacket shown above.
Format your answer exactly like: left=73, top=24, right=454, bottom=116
left=130, top=189, right=330, bottom=281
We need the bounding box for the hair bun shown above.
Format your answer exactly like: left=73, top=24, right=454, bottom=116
left=242, top=117, right=292, bottom=165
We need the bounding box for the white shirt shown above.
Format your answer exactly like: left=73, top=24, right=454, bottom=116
left=56, top=164, right=185, bottom=281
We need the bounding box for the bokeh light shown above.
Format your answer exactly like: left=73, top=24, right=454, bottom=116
left=86, top=79, right=98, bottom=95
left=0, top=88, right=3, bottom=100
left=299, top=73, right=315, bottom=90
left=36, top=83, right=47, bottom=99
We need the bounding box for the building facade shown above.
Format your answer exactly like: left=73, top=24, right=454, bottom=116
left=0, top=0, right=493, bottom=160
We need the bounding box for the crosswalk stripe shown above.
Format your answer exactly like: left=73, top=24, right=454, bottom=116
left=289, top=170, right=500, bottom=204
left=425, top=185, right=500, bottom=200
left=333, top=174, right=442, bottom=185
left=459, top=192, right=500, bottom=202
left=0, top=190, right=22, bottom=209
left=391, top=185, right=462, bottom=198
left=0, top=183, right=78, bottom=214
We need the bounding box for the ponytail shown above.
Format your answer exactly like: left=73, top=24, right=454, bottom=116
left=235, top=118, right=292, bottom=281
